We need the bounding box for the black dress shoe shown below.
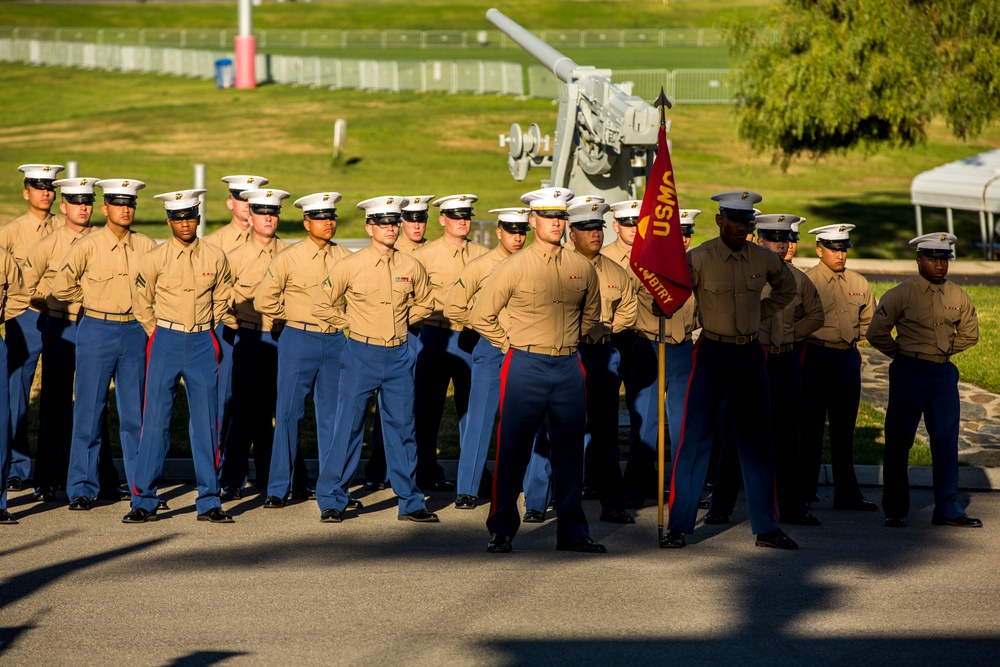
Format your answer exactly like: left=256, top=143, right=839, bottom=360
left=697, top=499, right=710, bottom=510
left=932, top=513, right=983, bottom=528
left=290, top=488, right=316, bottom=501
left=421, top=480, right=456, bottom=492
left=122, top=507, right=156, bottom=523
left=833, top=499, right=879, bottom=512
left=263, top=496, right=286, bottom=509
left=599, top=509, right=636, bottom=524
left=703, top=512, right=730, bottom=525
left=781, top=511, right=822, bottom=527
left=346, top=495, right=363, bottom=509
left=365, top=481, right=387, bottom=491
left=197, top=507, right=235, bottom=523
left=220, top=487, right=242, bottom=502
left=119, top=484, right=132, bottom=501
left=0, top=509, right=18, bottom=524
left=6, top=477, right=23, bottom=492
left=68, top=496, right=93, bottom=511
left=33, top=488, right=57, bottom=503
left=487, top=534, right=513, bottom=553
left=660, top=530, right=686, bottom=548
left=320, top=508, right=343, bottom=523
left=157, top=500, right=170, bottom=511
left=581, top=487, right=600, bottom=500
left=623, top=495, right=647, bottom=510
left=557, top=536, right=607, bottom=553
left=398, top=508, right=440, bottom=523
left=454, top=494, right=477, bottom=509
left=883, top=517, right=907, bottom=528
left=522, top=509, right=545, bottom=523
left=755, top=529, right=799, bottom=550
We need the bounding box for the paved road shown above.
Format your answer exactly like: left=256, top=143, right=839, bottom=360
left=2, top=484, right=999, bottom=665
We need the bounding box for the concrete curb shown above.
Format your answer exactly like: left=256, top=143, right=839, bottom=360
left=99, top=459, right=1000, bottom=492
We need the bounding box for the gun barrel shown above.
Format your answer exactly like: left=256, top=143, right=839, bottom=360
left=487, top=8, right=578, bottom=83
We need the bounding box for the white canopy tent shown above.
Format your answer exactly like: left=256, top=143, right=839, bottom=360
left=910, top=149, right=1000, bottom=260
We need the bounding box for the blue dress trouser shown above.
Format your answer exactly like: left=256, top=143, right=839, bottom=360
left=315, top=339, right=425, bottom=515
left=267, top=327, right=344, bottom=500
left=610, top=329, right=639, bottom=482
left=215, top=323, right=237, bottom=466
left=487, top=350, right=589, bottom=542
left=523, top=343, right=626, bottom=513
left=882, top=355, right=963, bottom=520
left=0, top=336, right=10, bottom=510
left=668, top=338, right=779, bottom=535
left=219, top=327, right=280, bottom=491
left=5, top=308, right=43, bottom=481
left=132, top=328, right=221, bottom=515
left=413, top=325, right=478, bottom=484
left=34, top=316, right=117, bottom=495
left=710, top=350, right=808, bottom=519
left=456, top=337, right=504, bottom=498
left=623, top=337, right=693, bottom=499
left=67, top=317, right=147, bottom=501
left=801, top=344, right=865, bottom=505
left=365, top=332, right=421, bottom=485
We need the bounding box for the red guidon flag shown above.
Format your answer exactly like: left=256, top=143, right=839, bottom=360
left=629, top=125, right=692, bottom=316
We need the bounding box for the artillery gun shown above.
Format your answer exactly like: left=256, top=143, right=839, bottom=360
left=488, top=8, right=661, bottom=228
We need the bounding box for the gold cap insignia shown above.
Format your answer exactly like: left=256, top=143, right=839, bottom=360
left=460, top=195, right=468, bottom=202
left=630, top=201, right=639, bottom=209
left=322, top=194, right=330, bottom=202
left=79, top=179, right=88, bottom=186
left=591, top=204, right=600, bottom=212
left=246, top=177, right=255, bottom=184
left=174, top=193, right=183, bottom=200
left=740, top=192, right=749, bottom=200
left=414, top=197, right=421, bottom=203
left=838, top=225, right=847, bottom=232
left=265, top=190, right=272, bottom=198
left=387, top=197, right=394, bottom=204
left=43, top=166, right=52, bottom=172
left=121, top=180, right=129, bottom=187
left=940, top=234, right=948, bottom=242
left=778, top=215, right=785, bottom=222
left=681, top=211, right=689, bottom=218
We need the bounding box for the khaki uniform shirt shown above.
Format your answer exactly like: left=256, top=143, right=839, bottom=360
left=133, top=238, right=234, bottom=336
left=255, top=239, right=351, bottom=334
left=602, top=237, right=633, bottom=273
left=203, top=220, right=252, bottom=255
left=313, top=244, right=433, bottom=342
left=581, top=253, right=638, bottom=343
left=394, top=234, right=427, bottom=255
left=228, top=237, right=289, bottom=329
left=444, top=245, right=514, bottom=330
left=759, top=263, right=825, bottom=347
left=51, top=225, right=158, bottom=316
left=689, top=237, right=797, bottom=338
left=413, top=236, right=489, bottom=329
left=470, top=242, right=601, bottom=353
left=866, top=276, right=978, bottom=359
left=22, top=225, right=95, bottom=316
left=0, top=211, right=65, bottom=268
left=0, top=248, right=30, bottom=323
left=805, top=262, right=875, bottom=345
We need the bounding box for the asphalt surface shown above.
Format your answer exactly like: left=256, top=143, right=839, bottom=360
left=2, top=484, right=999, bottom=666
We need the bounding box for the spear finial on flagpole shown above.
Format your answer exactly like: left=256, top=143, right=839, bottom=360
left=654, top=87, right=672, bottom=126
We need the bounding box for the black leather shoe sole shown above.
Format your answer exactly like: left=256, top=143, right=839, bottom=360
left=883, top=517, right=907, bottom=528
left=197, top=508, right=235, bottom=523
left=263, top=496, right=286, bottom=509
left=599, top=510, right=636, bottom=524
left=68, top=496, right=93, bottom=511
left=702, top=513, right=730, bottom=525
left=398, top=509, right=440, bottom=522
left=0, top=510, right=18, bottom=525
left=487, top=535, right=513, bottom=553
left=660, top=530, right=686, bottom=548
left=556, top=538, right=607, bottom=553
left=455, top=494, right=477, bottom=509
left=157, top=500, right=170, bottom=511
left=320, top=509, right=343, bottom=523
left=122, top=508, right=156, bottom=524
left=522, top=510, right=545, bottom=523
left=6, top=477, right=23, bottom=492
left=932, top=514, right=983, bottom=528
left=755, top=530, right=799, bottom=550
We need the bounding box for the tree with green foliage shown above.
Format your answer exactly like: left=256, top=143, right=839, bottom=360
left=726, top=0, right=1000, bottom=167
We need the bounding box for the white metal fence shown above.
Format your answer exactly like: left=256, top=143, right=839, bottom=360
left=0, top=38, right=736, bottom=103
left=0, top=26, right=724, bottom=50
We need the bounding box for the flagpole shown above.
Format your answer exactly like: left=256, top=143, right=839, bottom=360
left=653, top=87, right=671, bottom=544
